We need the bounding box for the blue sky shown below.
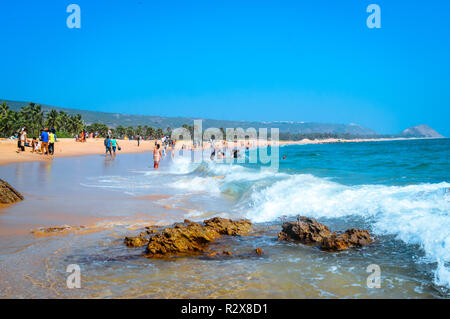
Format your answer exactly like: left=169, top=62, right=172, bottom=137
left=0, top=0, right=449, bottom=135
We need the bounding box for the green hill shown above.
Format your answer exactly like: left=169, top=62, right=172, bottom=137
left=2, top=99, right=378, bottom=135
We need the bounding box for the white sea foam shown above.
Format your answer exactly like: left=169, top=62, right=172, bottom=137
left=245, top=174, right=450, bottom=288
left=79, top=156, right=450, bottom=288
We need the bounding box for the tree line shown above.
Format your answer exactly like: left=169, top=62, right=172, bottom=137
left=0, top=102, right=172, bottom=139
left=1, top=101, right=391, bottom=141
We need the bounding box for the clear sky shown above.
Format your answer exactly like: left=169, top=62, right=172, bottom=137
left=0, top=0, right=449, bottom=135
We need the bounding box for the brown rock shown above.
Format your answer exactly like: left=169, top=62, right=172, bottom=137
left=278, top=216, right=331, bottom=244
left=321, top=229, right=372, bottom=251
left=222, top=250, right=232, bottom=255
left=124, top=235, right=149, bottom=247
left=204, top=217, right=252, bottom=235
left=0, top=178, right=24, bottom=204
left=255, top=248, right=263, bottom=255
left=142, top=217, right=252, bottom=257
left=145, top=221, right=221, bottom=257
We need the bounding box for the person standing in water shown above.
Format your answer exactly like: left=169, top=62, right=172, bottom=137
left=111, top=136, right=119, bottom=157
left=153, top=144, right=163, bottom=169
left=104, top=136, right=112, bottom=157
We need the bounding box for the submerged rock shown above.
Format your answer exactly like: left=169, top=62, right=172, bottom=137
left=31, top=225, right=86, bottom=236
left=132, top=217, right=252, bottom=258
left=321, top=229, right=372, bottom=251
left=278, top=216, right=331, bottom=244
left=278, top=216, right=372, bottom=251
left=0, top=178, right=24, bottom=204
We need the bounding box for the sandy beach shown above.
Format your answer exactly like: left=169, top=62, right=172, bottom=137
left=0, top=137, right=156, bottom=166
left=0, top=136, right=423, bottom=166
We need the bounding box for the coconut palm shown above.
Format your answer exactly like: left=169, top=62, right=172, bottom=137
left=46, top=109, right=58, bottom=129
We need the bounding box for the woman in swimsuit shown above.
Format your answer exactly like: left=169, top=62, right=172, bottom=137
left=153, top=144, right=163, bottom=169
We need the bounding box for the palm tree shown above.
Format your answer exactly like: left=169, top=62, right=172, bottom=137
left=116, top=125, right=125, bottom=138
left=56, top=111, right=69, bottom=132
left=0, top=102, right=9, bottom=117
left=156, top=128, right=163, bottom=139
left=46, top=109, right=58, bottom=129
left=145, top=126, right=155, bottom=139
left=126, top=126, right=135, bottom=138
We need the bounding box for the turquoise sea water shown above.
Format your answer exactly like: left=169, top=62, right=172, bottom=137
left=0, top=138, right=449, bottom=298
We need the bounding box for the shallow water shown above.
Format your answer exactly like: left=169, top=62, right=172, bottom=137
left=0, top=139, right=449, bottom=298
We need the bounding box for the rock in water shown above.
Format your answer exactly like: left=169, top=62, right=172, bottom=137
left=278, top=216, right=372, bottom=251
left=321, top=229, right=372, bottom=251
left=0, top=178, right=24, bottom=204
left=203, top=217, right=252, bottom=235
left=142, top=218, right=252, bottom=257
left=278, top=216, right=331, bottom=244
left=124, top=228, right=160, bottom=247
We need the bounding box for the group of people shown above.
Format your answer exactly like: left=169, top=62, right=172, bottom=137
left=75, top=130, right=88, bottom=142
left=16, top=127, right=57, bottom=155
left=153, top=136, right=176, bottom=169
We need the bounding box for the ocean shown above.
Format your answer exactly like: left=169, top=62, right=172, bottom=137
left=0, top=138, right=449, bottom=298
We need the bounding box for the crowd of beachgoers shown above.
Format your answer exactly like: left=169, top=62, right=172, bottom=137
left=15, top=126, right=57, bottom=156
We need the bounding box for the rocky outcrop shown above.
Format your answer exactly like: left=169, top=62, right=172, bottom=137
left=321, top=229, right=372, bottom=251
left=278, top=216, right=331, bottom=244
left=203, top=217, right=252, bottom=236
left=278, top=216, right=372, bottom=251
left=124, top=227, right=160, bottom=247
left=144, top=221, right=221, bottom=257
left=0, top=179, right=24, bottom=204
left=125, top=217, right=252, bottom=257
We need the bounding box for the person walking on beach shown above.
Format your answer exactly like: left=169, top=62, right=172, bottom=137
left=48, top=129, right=56, bottom=155
left=16, top=128, right=27, bottom=153
left=111, top=136, right=119, bottom=157
left=104, top=136, right=112, bottom=157
left=137, top=135, right=140, bottom=147
left=40, top=128, right=50, bottom=155
left=153, top=144, right=163, bottom=169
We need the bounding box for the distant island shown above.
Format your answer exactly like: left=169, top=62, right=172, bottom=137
left=398, top=124, right=444, bottom=138
left=0, top=99, right=445, bottom=140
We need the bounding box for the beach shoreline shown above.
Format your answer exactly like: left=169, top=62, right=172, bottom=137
left=0, top=138, right=448, bottom=298
left=0, top=136, right=434, bottom=166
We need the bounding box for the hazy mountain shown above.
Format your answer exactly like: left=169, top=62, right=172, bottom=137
left=398, top=125, right=444, bottom=138
left=2, top=99, right=378, bottom=135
